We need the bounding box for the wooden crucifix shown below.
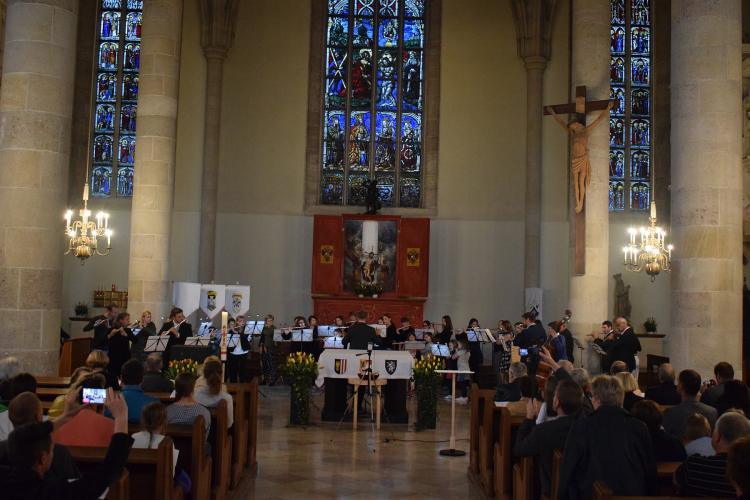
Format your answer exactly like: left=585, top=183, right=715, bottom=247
left=544, top=86, right=614, bottom=275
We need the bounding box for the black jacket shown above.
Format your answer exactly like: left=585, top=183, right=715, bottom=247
left=494, top=379, right=522, bottom=402
left=649, top=429, right=687, bottom=463
left=341, top=322, right=380, bottom=350
left=382, top=324, right=398, bottom=350
left=513, top=324, right=546, bottom=349
left=159, top=320, right=193, bottom=365
left=514, top=415, right=579, bottom=496
left=0, top=442, right=80, bottom=480
left=644, top=381, right=682, bottom=406
left=560, top=328, right=575, bottom=363
left=557, top=405, right=657, bottom=500
left=84, top=315, right=112, bottom=351
left=606, top=328, right=641, bottom=372
left=140, top=370, right=174, bottom=393
left=0, top=433, right=133, bottom=500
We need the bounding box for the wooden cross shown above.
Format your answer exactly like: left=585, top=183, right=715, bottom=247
left=544, top=85, right=614, bottom=275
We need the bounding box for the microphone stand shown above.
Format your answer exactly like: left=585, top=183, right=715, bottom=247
left=356, top=346, right=377, bottom=447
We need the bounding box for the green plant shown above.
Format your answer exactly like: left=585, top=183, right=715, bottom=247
left=165, top=359, right=198, bottom=380
left=283, top=352, right=318, bottom=426
left=643, top=317, right=657, bottom=333
left=355, top=282, right=370, bottom=296
left=73, top=301, right=90, bottom=317
left=412, top=354, right=445, bottom=430
left=371, top=283, right=383, bottom=296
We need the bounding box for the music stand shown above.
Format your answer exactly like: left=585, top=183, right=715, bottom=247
left=431, top=344, right=451, bottom=357
left=436, top=369, right=473, bottom=457
left=369, top=325, right=387, bottom=337
left=317, top=326, right=334, bottom=338
left=324, top=337, right=344, bottom=349
left=404, top=341, right=426, bottom=351
left=413, top=329, right=430, bottom=340
left=466, top=331, right=479, bottom=342
left=226, top=334, right=240, bottom=349
left=144, top=336, right=168, bottom=352
left=572, top=337, right=586, bottom=367
left=244, top=321, right=264, bottom=335
left=273, top=329, right=289, bottom=342
left=185, top=337, right=210, bottom=347
left=293, top=329, right=313, bottom=342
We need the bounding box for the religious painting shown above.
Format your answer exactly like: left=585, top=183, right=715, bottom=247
left=631, top=182, right=649, bottom=211
left=631, top=151, right=649, bottom=180
left=405, top=0, right=424, bottom=17
left=122, top=74, right=138, bottom=101
left=610, top=57, right=624, bottom=85
left=321, top=245, right=334, bottom=264
left=631, top=57, right=649, bottom=85
left=321, top=172, right=344, bottom=205
left=327, top=47, right=348, bottom=97
left=375, top=112, right=396, bottom=170
left=401, top=113, right=421, bottom=171
left=103, top=0, right=122, bottom=9
left=631, top=118, right=649, bottom=147
left=100, top=11, right=120, bottom=39
left=95, top=104, right=116, bottom=131
left=125, top=11, right=142, bottom=39
left=352, top=17, right=374, bottom=47
left=327, top=16, right=349, bottom=46
left=631, top=26, right=649, bottom=53
left=376, top=174, right=395, bottom=207
left=631, top=0, right=649, bottom=25
left=99, top=42, right=118, bottom=70
left=377, top=72, right=398, bottom=109
left=97, top=73, right=117, bottom=102
left=609, top=181, right=625, bottom=211
left=117, top=167, right=133, bottom=196
left=120, top=104, right=137, bottom=133
left=400, top=177, right=420, bottom=207
left=94, top=135, right=114, bottom=163
left=610, top=86, right=625, bottom=115
left=611, top=0, right=624, bottom=24
left=379, top=18, right=399, bottom=47
left=611, top=27, right=625, bottom=54
left=631, top=88, right=649, bottom=116
left=609, top=150, right=625, bottom=178
left=609, top=118, right=624, bottom=147
left=343, top=219, right=397, bottom=294
left=348, top=174, right=369, bottom=205
left=92, top=166, right=112, bottom=196
left=406, top=248, right=420, bottom=266
left=349, top=112, right=371, bottom=170
left=403, top=19, right=424, bottom=48
left=119, top=136, right=135, bottom=164
left=127, top=0, right=142, bottom=9
left=123, top=43, right=140, bottom=71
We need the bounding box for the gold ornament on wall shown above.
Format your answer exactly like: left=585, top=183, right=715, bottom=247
left=320, top=245, right=334, bottom=264
left=406, top=248, right=420, bottom=266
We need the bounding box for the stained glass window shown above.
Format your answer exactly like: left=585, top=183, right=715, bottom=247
left=90, top=0, right=143, bottom=197
left=321, top=0, right=425, bottom=207
left=609, top=0, right=651, bottom=212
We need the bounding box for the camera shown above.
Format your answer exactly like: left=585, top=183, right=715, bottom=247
left=519, top=348, right=528, bottom=356
left=81, top=388, right=106, bottom=404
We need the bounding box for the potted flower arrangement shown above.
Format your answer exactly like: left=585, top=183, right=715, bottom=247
left=355, top=282, right=369, bottom=298
left=643, top=317, right=657, bottom=333
left=73, top=301, right=90, bottom=317
left=164, top=358, right=198, bottom=380
left=283, top=352, right=318, bottom=426
left=412, top=354, right=445, bottom=430
left=371, top=283, right=383, bottom=298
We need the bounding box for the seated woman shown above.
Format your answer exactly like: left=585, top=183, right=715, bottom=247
left=193, top=359, right=234, bottom=428
left=616, top=371, right=644, bottom=413
left=85, top=350, right=120, bottom=389
left=132, top=402, right=182, bottom=481
left=631, top=399, right=687, bottom=462
left=166, top=372, right=212, bottom=452
left=547, top=322, right=568, bottom=363
left=536, top=375, right=560, bottom=424
left=47, top=366, right=93, bottom=418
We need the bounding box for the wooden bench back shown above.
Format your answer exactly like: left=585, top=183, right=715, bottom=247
left=166, top=416, right=212, bottom=500
left=592, top=480, right=725, bottom=500
left=208, top=400, right=232, bottom=500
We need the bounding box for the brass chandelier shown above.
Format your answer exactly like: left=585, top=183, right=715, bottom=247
left=623, top=200, right=672, bottom=281
left=64, top=182, right=112, bottom=264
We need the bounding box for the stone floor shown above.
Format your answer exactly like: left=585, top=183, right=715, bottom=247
left=228, top=384, right=481, bottom=499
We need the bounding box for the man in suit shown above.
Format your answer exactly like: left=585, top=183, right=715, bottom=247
left=514, top=312, right=547, bottom=375
left=84, top=305, right=118, bottom=353
left=557, top=375, right=657, bottom=500
left=699, top=362, right=735, bottom=408
left=341, top=311, right=380, bottom=350
left=559, top=324, right=575, bottom=364
left=593, top=317, right=640, bottom=373
left=663, top=369, right=718, bottom=438
left=140, top=353, right=174, bottom=393
left=494, top=362, right=527, bottom=402
left=593, top=320, right=616, bottom=373
left=159, top=307, right=193, bottom=367
left=645, top=363, right=682, bottom=406
left=514, top=379, right=584, bottom=497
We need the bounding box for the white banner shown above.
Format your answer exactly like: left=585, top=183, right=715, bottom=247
left=316, top=350, right=413, bottom=386
left=172, top=282, right=201, bottom=316
left=199, top=284, right=226, bottom=320
left=224, top=285, right=250, bottom=319
left=525, top=287, right=543, bottom=322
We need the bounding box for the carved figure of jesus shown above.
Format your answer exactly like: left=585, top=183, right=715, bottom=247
left=547, top=100, right=614, bottom=213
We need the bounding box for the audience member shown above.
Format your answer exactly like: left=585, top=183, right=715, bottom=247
left=53, top=375, right=115, bottom=447
left=663, top=369, right=718, bottom=438
left=538, top=347, right=575, bottom=383
left=0, top=387, right=134, bottom=500
left=727, top=436, right=750, bottom=499
left=514, top=379, right=583, bottom=497
left=193, top=359, right=234, bottom=427
left=674, top=412, right=750, bottom=497
left=166, top=373, right=211, bottom=445
left=715, top=379, right=750, bottom=416
left=47, top=367, right=92, bottom=419
left=644, top=363, right=682, bottom=405
left=0, top=373, right=39, bottom=440
left=557, top=375, right=657, bottom=500
left=494, top=363, right=527, bottom=402
left=132, top=403, right=180, bottom=479
left=631, top=399, right=687, bottom=462
left=104, top=359, right=158, bottom=422
left=571, top=368, right=594, bottom=415
left=610, top=361, right=628, bottom=375
left=700, top=362, right=735, bottom=408
left=139, top=353, right=174, bottom=393
left=0, top=393, right=80, bottom=479
left=536, top=375, right=560, bottom=424
left=684, top=413, right=715, bottom=457
left=0, top=357, right=22, bottom=401
left=616, top=372, right=643, bottom=413
left=85, top=351, right=120, bottom=390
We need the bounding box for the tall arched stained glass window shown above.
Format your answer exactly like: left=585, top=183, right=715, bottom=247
left=609, top=0, right=651, bottom=212
left=322, top=0, right=425, bottom=207
left=90, top=0, right=142, bottom=198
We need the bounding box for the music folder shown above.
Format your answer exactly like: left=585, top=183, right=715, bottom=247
left=185, top=336, right=210, bottom=346
left=431, top=344, right=451, bottom=357
left=144, top=336, right=169, bottom=352
left=483, top=328, right=497, bottom=343
left=590, top=342, right=607, bottom=356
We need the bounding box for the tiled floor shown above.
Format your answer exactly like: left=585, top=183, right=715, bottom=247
left=230, top=384, right=481, bottom=499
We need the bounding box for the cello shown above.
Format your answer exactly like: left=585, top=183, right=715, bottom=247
left=534, top=310, right=572, bottom=392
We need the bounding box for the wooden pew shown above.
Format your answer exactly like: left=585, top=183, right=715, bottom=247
left=468, top=384, right=495, bottom=479
left=225, top=383, right=250, bottom=486
left=59, top=338, right=91, bottom=377
left=167, top=416, right=213, bottom=500
left=36, top=387, right=68, bottom=401
left=36, top=376, right=71, bottom=387
left=592, top=480, right=725, bottom=500
left=207, top=400, right=232, bottom=500
left=536, top=448, right=562, bottom=500
left=227, top=379, right=259, bottom=471
left=493, top=405, right=530, bottom=500
left=512, top=456, right=533, bottom=500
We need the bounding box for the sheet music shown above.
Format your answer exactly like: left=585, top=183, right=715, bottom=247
left=404, top=341, right=426, bottom=350
left=369, top=324, right=387, bottom=337
left=226, top=334, right=240, bottom=348
left=324, top=336, right=344, bottom=349
left=185, top=336, right=210, bottom=346
left=197, top=321, right=214, bottom=337
left=244, top=321, right=264, bottom=335
left=293, top=329, right=313, bottom=342
left=413, top=328, right=430, bottom=340
left=431, top=344, right=451, bottom=357
left=144, top=336, right=168, bottom=352
left=273, top=329, right=289, bottom=342
left=484, top=328, right=497, bottom=343
left=466, top=331, right=479, bottom=342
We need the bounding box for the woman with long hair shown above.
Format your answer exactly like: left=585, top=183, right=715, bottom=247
left=130, top=310, right=157, bottom=365
left=85, top=350, right=120, bottom=389
left=437, top=315, right=453, bottom=345
left=167, top=372, right=212, bottom=451
left=193, top=359, right=234, bottom=427
left=107, top=311, right=136, bottom=376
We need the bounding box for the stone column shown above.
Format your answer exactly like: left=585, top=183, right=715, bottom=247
left=670, top=0, right=743, bottom=378
left=567, top=0, right=610, bottom=371
left=128, top=0, right=184, bottom=322
left=0, top=0, right=78, bottom=373
left=197, top=0, right=239, bottom=284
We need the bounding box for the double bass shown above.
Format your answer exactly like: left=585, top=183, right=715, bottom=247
left=535, top=309, right=572, bottom=392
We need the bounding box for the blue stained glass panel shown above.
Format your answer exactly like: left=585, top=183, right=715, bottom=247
left=631, top=56, right=649, bottom=85
left=403, top=50, right=422, bottom=80
left=611, top=27, right=625, bottom=54
left=117, top=167, right=134, bottom=196
left=93, top=135, right=114, bottom=163
left=97, top=73, right=117, bottom=102
left=609, top=181, right=625, bottom=211
left=348, top=174, right=369, bottom=205
left=328, top=0, right=348, bottom=15
left=610, top=150, right=625, bottom=178
left=324, top=142, right=345, bottom=169
left=402, top=78, right=422, bottom=110
left=125, top=12, right=141, bottom=40
left=325, top=78, right=347, bottom=108
left=610, top=118, right=624, bottom=147
left=400, top=177, right=420, bottom=207
left=631, top=27, right=649, bottom=54
left=401, top=113, right=421, bottom=172
left=631, top=182, right=649, bottom=211
left=322, top=172, right=344, bottom=205
left=324, top=110, right=346, bottom=169
left=327, top=47, right=348, bottom=80
left=611, top=0, right=624, bottom=23
left=103, top=0, right=121, bottom=8
left=122, top=74, right=138, bottom=101
left=610, top=56, right=625, bottom=85
left=349, top=112, right=371, bottom=140
left=352, top=18, right=374, bottom=47
left=631, top=88, right=649, bottom=115
left=631, top=118, right=649, bottom=147
left=610, top=86, right=625, bottom=115
left=403, top=19, right=424, bottom=48
left=631, top=0, right=650, bottom=25
left=631, top=151, right=649, bottom=179
left=119, top=136, right=135, bottom=164
left=126, top=0, right=142, bottom=10
left=99, top=42, right=118, bottom=70
left=379, top=18, right=399, bottom=47
left=355, top=0, right=374, bottom=15
left=95, top=104, right=116, bottom=131
left=100, top=12, right=120, bottom=39
left=120, top=104, right=136, bottom=133
left=405, top=0, right=424, bottom=17
left=380, top=0, right=398, bottom=16
left=324, top=110, right=346, bottom=140
left=327, top=16, right=348, bottom=46
left=376, top=79, right=398, bottom=110
left=375, top=112, right=396, bottom=171
left=376, top=175, right=395, bottom=206
left=123, top=43, right=140, bottom=70
left=91, top=166, right=112, bottom=196
left=377, top=49, right=397, bottom=79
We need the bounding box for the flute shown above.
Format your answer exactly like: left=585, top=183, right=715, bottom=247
left=162, top=318, right=187, bottom=336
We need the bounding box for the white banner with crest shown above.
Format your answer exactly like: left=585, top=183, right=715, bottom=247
left=525, top=287, right=543, bottom=322
left=224, top=285, right=250, bottom=319
left=199, top=284, right=226, bottom=320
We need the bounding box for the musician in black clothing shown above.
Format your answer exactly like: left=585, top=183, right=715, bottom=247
left=593, top=320, right=616, bottom=373
left=382, top=313, right=398, bottom=350
left=397, top=317, right=414, bottom=343
left=159, top=307, right=192, bottom=367
left=437, top=315, right=453, bottom=345
left=84, top=304, right=118, bottom=353
left=559, top=323, right=575, bottom=364
left=514, top=312, right=547, bottom=374
left=341, top=311, right=380, bottom=350
left=594, top=317, right=640, bottom=373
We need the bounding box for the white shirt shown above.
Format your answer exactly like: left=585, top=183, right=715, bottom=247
left=193, top=385, right=234, bottom=428
left=131, top=431, right=179, bottom=475
left=535, top=402, right=559, bottom=424
left=685, top=436, right=715, bottom=457
left=0, top=410, right=48, bottom=440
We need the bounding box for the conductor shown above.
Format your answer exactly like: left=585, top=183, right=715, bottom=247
left=342, top=311, right=380, bottom=350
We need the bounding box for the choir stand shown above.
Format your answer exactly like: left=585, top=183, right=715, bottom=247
left=436, top=369, right=473, bottom=457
